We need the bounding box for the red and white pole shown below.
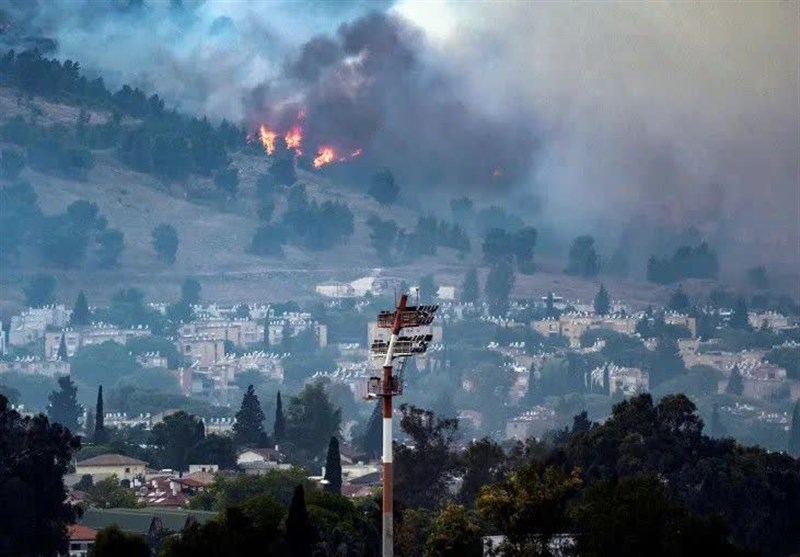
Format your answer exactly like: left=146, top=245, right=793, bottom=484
left=381, top=294, right=407, bottom=557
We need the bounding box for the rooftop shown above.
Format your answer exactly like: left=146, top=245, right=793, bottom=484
left=77, top=454, right=148, bottom=467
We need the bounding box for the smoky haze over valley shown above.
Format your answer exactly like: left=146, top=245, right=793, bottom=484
left=2, top=0, right=799, bottom=273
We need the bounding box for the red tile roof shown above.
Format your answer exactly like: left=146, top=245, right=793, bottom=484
left=68, top=524, right=98, bottom=541
left=77, top=454, right=148, bottom=467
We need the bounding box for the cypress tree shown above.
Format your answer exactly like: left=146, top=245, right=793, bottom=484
left=71, top=290, right=91, bottom=326
left=594, top=283, right=610, bottom=315
left=286, top=485, right=312, bottom=557
left=233, top=384, right=268, bottom=448
left=85, top=406, right=95, bottom=439
left=730, top=297, right=751, bottom=330
left=56, top=333, right=68, bottom=362
left=47, top=376, right=82, bottom=432
left=263, top=320, right=271, bottom=349
left=789, top=401, right=800, bottom=457
left=323, top=436, right=342, bottom=495
left=273, top=391, right=286, bottom=444
left=726, top=365, right=744, bottom=396
left=709, top=402, right=727, bottom=438
left=93, top=385, right=108, bottom=444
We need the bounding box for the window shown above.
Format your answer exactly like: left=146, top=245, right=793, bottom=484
left=125, top=467, right=131, bottom=473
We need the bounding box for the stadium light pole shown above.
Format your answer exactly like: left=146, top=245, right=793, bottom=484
left=369, top=294, right=438, bottom=557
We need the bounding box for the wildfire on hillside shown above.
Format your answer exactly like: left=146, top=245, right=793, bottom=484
left=251, top=117, right=363, bottom=170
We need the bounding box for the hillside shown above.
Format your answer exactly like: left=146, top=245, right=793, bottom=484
left=0, top=86, right=731, bottom=313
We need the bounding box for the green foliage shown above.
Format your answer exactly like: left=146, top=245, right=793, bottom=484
left=474, top=205, right=524, bottom=237
left=23, top=272, right=56, bottom=307
left=0, top=395, right=81, bottom=557
left=765, top=346, right=800, bottom=380
left=790, top=402, right=800, bottom=456
left=485, top=258, right=515, bottom=316
left=213, top=166, right=239, bottom=198
left=285, top=382, right=341, bottom=463
left=273, top=391, right=286, bottom=444
left=181, top=277, right=201, bottom=305
left=286, top=485, right=312, bottom=557
left=461, top=268, right=480, bottom=304
left=747, top=265, right=769, bottom=290
left=71, top=341, right=140, bottom=389
left=593, top=283, right=610, bottom=315
left=458, top=437, right=505, bottom=506
left=323, top=436, right=342, bottom=494
left=368, top=168, right=399, bottom=205
left=94, top=385, right=108, bottom=444
left=91, top=525, right=150, bottom=557
left=187, top=434, right=237, bottom=470
left=0, top=372, right=57, bottom=410
left=96, top=288, right=165, bottom=331
left=233, top=385, right=269, bottom=448
left=192, top=468, right=311, bottom=511
left=0, top=181, right=41, bottom=264
left=96, top=228, right=125, bottom=268
left=418, top=273, right=437, bottom=303
left=150, top=411, right=205, bottom=471
left=358, top=402, right=382, bottom=461
left=725, top=365, right=744, bottom=396
left=729, top=297, right=751, bottom=330
left=647, top=242, right=719, bottom=284
left=366, top=215, right=399, bottom=263
left=152, top=223, right=178, bottom=264
left=88, top=475, right=139, bottom=509
left=276, top=184, right=354, bottom=251
left=424, top=504, right=483, bottom=557
left=668, top=286, right=691, bottom=312
left=71, top=290, right=91, bottom=326
left=47, top=375, right=83, bottom=432
left=564, top=235, right=599, bottom=277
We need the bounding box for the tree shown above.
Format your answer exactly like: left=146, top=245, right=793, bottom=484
left=187, top=434, right=237, bottom=470
left=152, top=223, right=178, bottom=264
left=286, top=382, right=341, bottom=460
left=668, top=286, right=690, bottom=312
left=71, top=341, right=139, bottom=389
left=47, top=376, right=82, bottom=432
left=461, top=268, right=479, bottom=305
left=56, top=333, right=68, bottom=362
left=23, top=273, right=56, bottom=307
left=286, top=485, right=312, bottom=557
left=725, top=365, right=744, bottom=396
left=273, top=391, right=286, bottom=444
left=730, top=297, right=750, bottom=331
left=747, top=265, right=769, bottom=290
left=395, top=405, right=459, bottom=510
left=485, top=258, right=515, bottom=316
left=91, top=525, right=149, bottom=557
left=213, top=167, right=239, bottom=198
left=458, top=438, right=505, bottom=506
left=593, top=284, right=610, bottom=315
left=233, top=385, right=268, bottom=448
left=75, top=474, right=94, bottom=492
left=482, top=228, right=513, bottom=266
left=564, top=235, right=599, bottom=277
left=71, top=290, right=91, bottom=326
left=181, top=277, right=201, bottom=306
left=649, top=336, right=685, bottom=386
left=323, top=436, right=342, bottom=495
left=790, top=401, right=800, bottom=457
left=709, top=402, right=727, bottom=438
left=512, top=226, right=538, bottom=273
left=424, top=504, right=482, bottom=557
left=88, top=476, right=139, bottom=509
left=366, top=215, right=399, bottom=263
left=85, top=405, right=95, bottom=440
left=419, top=273, right=437, bottom=303
left=150, top=411, right=205, bottom=471
left=368, top=169, right=399, bottom=205
left=97, top=229, right=124, bottom=268
left=94, top=385, right=109, bottom=444
left=0, top=394, right=80, bottom=557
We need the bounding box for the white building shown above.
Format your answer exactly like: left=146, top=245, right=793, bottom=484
left=9, top=305, right=71, bottom=346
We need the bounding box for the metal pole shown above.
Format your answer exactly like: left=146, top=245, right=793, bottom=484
left=382, top=294, right=407, bottom=557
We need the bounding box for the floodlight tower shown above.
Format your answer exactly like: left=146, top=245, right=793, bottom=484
left=368, top=294, right=438, bottom=557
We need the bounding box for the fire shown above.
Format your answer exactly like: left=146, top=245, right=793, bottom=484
left=258, top=125, right=278, bottom=155
left=349, top=148, right=363, bottom=158
left=284, top=125, right=303, bottom=154
left=492, top=168, right=502, bottom=178
left=313, top=146, right=337, bottom=169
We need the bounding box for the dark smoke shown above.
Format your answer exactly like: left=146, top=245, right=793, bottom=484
left=253, top=12, right=539, bottom=191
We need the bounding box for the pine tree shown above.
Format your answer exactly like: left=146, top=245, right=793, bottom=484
left=709, top=402, right=727, bottom=438
left=233, top=385, right=268, bottom=448
left=71, top=290, right=91, bottom=326
left=545, top=292, right=558, bottom=318
left=668, top=286, right=690, bottom=312
left=56, top=333, right=68, bottom=362
left=274, top=391, right=286, bottom=444
left=594, top=283, right=610, bottom=315
left=361, top=402, right=382, bottom=461
left=788, top=401, right=800, bottom=457
left=730, top=297, right=751, bottom=331
left=93, top=386, right=108, bottom=444
left=461, top=268, right=479, bottom=305
left=286, top=485, right=312, bottom=557
left=726, top=365, right=744, bottom=396
left=47, top=376, right=83, bottom=432
left=323, top=436, right=342, bottom=495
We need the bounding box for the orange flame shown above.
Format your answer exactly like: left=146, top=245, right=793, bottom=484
left=258, top=125, right=278, bottom=155
left=313, top=146, right=337, bottom=169
left=284, top=125, right=303, bottom=154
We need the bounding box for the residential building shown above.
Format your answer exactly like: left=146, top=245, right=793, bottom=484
left=0, top=357, right=69, bottom=377
left=136, top=351, right=169, bottom=369
left=267, top=312, right=327, bottom=348
left=748, top=311, right=794, bottom=331
left=75, top=454, right=148, bottom=481
left=179, top=319, right=262, bottom=348
left=65, top=524, right=97, bottom=557
left=79, top=508, right=216, bottom=543
left=44, top=324, right=150, bottom=360
left=531, top=313, right=639, bottom=348
left=505, top=406, right=558, bottom=441
left=178, top=336, right=225, bottom=366
left=316, top=282, right=356, bottom=298
left=237, top=448, right=283, bottom=474
left=9, top=305, right=71, bottom=346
